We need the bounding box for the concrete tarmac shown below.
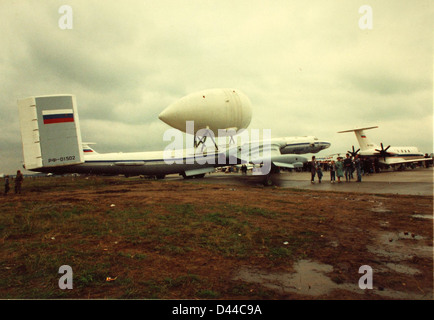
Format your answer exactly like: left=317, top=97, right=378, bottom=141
left=181, top=167, right=434, bottom=196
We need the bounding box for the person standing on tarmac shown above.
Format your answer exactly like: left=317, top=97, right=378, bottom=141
left=335, top=157, right=344, bottom=183
left=329, top=160, right=336, bottom=184
left=316, top=161, right=323, bottom=183
left=310, top=156, right=317, bottom=183
left=4, top=175, right=10, bottom=195
left=343, top=154, right=353, bottom=182
left=14, top=170, right=23, bottom=194
left=354, top=154, right=362, bottom=182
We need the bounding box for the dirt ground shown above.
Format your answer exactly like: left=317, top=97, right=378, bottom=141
left=0, top=175, right=432, bottom=300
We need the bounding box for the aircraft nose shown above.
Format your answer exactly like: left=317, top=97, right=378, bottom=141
left=158, top=105, right=177, bottom=126
left=158, top=108, right=169, bottom=123
left=321, top=142, right=331, bottom=150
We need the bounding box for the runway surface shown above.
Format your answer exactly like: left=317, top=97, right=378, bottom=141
left=177, top=167, right=433, bottom=196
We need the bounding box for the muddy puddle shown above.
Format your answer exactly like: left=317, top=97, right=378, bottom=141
left=234, top=259, right=432, bottom=299
left=412, top=214, right=433, bottom=220
left=367, top=231, right=433, bottom=260
left=381, top=263, right=421, bottom=276
left=234, top=260, right=356, bottom=297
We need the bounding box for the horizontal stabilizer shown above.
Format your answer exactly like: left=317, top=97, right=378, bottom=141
left=337, top=126, right=378, bottom=133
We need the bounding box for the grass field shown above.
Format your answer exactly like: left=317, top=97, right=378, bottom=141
left=0, top=175, right=432, bottom=299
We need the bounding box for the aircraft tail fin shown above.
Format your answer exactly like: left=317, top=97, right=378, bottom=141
left=337, top=126, right=378, bottom=151
left=17, top=95, right=85, bottom=171
left=82, top=142, right=98, bottom=154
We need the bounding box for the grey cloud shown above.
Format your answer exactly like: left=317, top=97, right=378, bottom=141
left=0, top=0, right=432, bottom=174
left=345, top=72, right=432, bottom=95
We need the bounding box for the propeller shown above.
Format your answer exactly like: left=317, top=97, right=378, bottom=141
left=347, top=145, right=360, bottom=157
left=375, top=143, right=392, bottom=161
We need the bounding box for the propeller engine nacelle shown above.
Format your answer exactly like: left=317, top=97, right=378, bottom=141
left=374, top=143, right=392, bottom=160
left=348, top=145, right=360, bottom=157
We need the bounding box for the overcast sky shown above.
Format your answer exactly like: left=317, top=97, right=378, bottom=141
left=0, top=0, right=432, bottom=174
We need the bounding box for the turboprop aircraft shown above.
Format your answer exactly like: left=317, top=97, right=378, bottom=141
left=17, top=93, right=330, bottom=184
left=338, top=126, right=431, bottom=170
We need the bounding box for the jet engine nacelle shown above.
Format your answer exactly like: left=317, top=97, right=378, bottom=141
left=158, top=88, right=252, bottom=134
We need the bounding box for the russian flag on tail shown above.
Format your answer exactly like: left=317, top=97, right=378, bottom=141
left=42, top=109, right=74, bottom=124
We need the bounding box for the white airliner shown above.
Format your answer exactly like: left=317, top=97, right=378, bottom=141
left=338, top=126, right=431, bottom=169
left=17, top=94, right=330, bottom=183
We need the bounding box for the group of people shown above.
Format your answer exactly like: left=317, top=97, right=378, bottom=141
left=3, top=170, right=23, bottom=195
left=310, top=153, right=363, bottom=184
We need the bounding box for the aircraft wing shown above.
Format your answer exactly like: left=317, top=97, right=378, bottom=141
left=380, top=157, right=432, bottom=166
left=184, top=167, right=215, bottom=177
left=234, top=140, right=306, bottom=169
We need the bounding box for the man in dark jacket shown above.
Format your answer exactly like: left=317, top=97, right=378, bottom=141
left=310, top=156, right=317, bottom=183
left=343, top=154, right=353, bottom=182
left=14, top=170, right=23, bottom=194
